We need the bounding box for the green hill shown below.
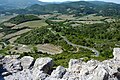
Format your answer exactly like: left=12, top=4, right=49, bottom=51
left=13, top=1, right=120, bottom=16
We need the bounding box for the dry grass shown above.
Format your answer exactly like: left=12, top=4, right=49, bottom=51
left=36, top=44, right=63, bottom=55
left=78, top=14, right=107, bottom=21
left=3, top=22, right=16, bottom=28
left=12, top=20, right=48, bottom=29
left=71, top=21, right=104, bottom=24
left=10, top=44, right=31, bottom=53
left=105, top=18, right=116, bottom=23
left=38, top=14, right=54, bottom=19
left=3, top=29, right=31, bottom=39
left=8, top=36, right=20, bottom=43
left=57, top=14, right=76, bottom=20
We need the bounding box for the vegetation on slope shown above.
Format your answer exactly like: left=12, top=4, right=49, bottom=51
left=7, top=14, right=41, bottom=24
left=16, top=20, right=120, bottom=62
left=2, top=1, right=120, bottom=16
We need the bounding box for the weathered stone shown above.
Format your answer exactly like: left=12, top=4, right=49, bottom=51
left=90, top=65, right=109, bottom=80
left=5, top=55, right=20, bottom=59
left=50, top=66, right=66, bottom=78
left=113, top=48, right=120, bottom=60
left=69, top=59, right=83, bottom=71
left=2, top=48, right=120, bottom=80
left=3, top=58, right=22, bottom=73
left=20, top=56, right=34, bottom=69
left=32, top=69, right=48, bottom=80
left=4, top=69, right=33, bottom=80
left=33, top=57, right=53, bottom=73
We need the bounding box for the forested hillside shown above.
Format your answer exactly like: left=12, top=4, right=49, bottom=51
left=2, top=1, right=120, bottom=17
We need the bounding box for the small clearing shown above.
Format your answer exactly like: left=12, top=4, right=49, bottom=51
left=36, top=44, right=63, bottom=55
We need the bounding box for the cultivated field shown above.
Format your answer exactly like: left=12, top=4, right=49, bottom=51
left=3, top=22, right=16, bottom=28
left=12, top=20, right=48, bottom=29
left=36, top=44, right=63, bottom=55
left=8, top=36, right=20, bottom=43
left=0, top=33, right=4, bottom=38
left=70, top=21, right=104, bottom=24
left=3, top=29, right=31, bottom=39
left=77, top=14, right=108, bottom=21
left=10, top=44, right=31, bottom=53
left=57, top=14, right=76, bottom=20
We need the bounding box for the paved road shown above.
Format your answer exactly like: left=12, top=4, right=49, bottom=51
left=48, top=29, right=100, bottom=57
left=60, top=35, right=100, bottom=57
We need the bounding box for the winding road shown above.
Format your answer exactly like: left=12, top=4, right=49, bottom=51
left=60, top=35, right=100, bottom=57
left=48, top=28, right=100, bottom=57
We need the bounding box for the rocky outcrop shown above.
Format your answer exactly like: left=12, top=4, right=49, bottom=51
left=20, top=56, right=34, bottom=69
left=0, top=48, right=120, bottom=80
left=48, top=66, right=66, bottom=79
left=113, top=48, right=120, bottom=60
left=33, top=57, right=53, bottom=73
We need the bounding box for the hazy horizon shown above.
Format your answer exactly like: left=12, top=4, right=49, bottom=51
left=38, top=0, right=120, bottom=4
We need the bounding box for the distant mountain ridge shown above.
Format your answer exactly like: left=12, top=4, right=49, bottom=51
left=1, top=1, right=120, bottom=16
left=25, top=1, right=120, bottom=16
left=0, top=0, right=47, bottom=10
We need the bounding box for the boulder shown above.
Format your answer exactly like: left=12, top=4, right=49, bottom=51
left=20, top=56, right=34, bottom=69
left=113, top=48, right=120, bottom=60
left=33, top=57, right=53, bottom=73
left=4, top=69, right=33, bottom=80
left=50, top=66, right=66, bottom=78
left=69, top=59, right=83, bottom=71
left=3, top=58, right=22, bottom=73
left=89, top=65, right=109, bottom=80
left=32, top=69, right=48, bottom=80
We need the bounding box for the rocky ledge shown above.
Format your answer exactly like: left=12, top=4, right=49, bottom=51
left=0, top=48, right=120, bottom=80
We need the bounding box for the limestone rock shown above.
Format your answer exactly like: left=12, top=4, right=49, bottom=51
left=33, top=57, right=53, bottom=73
left=69, top=59, right=83, bottom=71
left=89, top=65, right=109, bottom=80
left=3, top=58, right=22, bottom=73
left=4, top=69, right=33, bottom=80
left=50, top=66, right=66, bottom=78
left=113, top=48, right=120, bottom=60
left=5, top=55, right=20, bottom=59
left=32, top=69, right=48, bottom=80
left=20, top=56, right=34, bottom=69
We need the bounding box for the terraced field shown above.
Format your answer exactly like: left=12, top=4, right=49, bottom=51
left=78, top=14, right=108, bottom=21
left=70, top=21, right=104, bottom=24
left=3, top=29, right=31, bottom=39
left=8, top=36, right=20, bottom=43
left=12, top=20, right=48, bottom=29
left=57, top=14, right=76, bottom=20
